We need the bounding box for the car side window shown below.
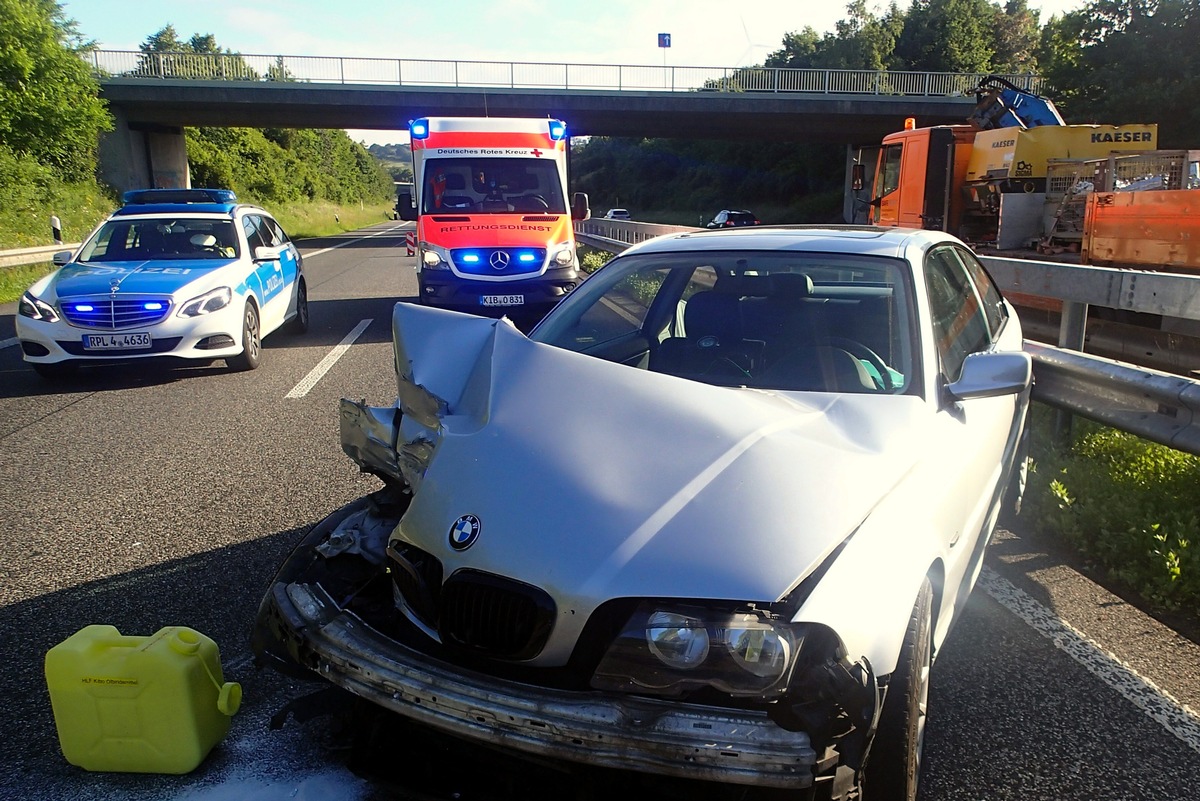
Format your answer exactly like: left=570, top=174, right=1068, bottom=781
left=954, top=246, right=1007, bottom=338
left=242, top=216, right=268, bottom=251
left=259, top=216, right=289, bottom=247
left=924, top=246, right=991, bottom=383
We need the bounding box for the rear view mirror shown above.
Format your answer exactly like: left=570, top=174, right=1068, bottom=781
left=397, top=192, right=417, bottom=222
left=572, top=192, right=590, bottom=221
left=851, top=164, right=865, bottom=192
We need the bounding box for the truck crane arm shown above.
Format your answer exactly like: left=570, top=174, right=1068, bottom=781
left=967, top=75, right=1065, bottom=131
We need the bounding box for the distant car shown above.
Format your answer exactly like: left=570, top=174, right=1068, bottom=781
left=604, top=208, right=631, bottom=220
left=254, top=226, right=1031, bottom=800
left=706, top=209, right=760, bottom=228
left=16, top=188, right=307, bottom=379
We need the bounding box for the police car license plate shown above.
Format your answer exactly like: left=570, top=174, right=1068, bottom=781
left=480, top=294, right=524, bottom=307
left=82, top=332, right=152, bottom=351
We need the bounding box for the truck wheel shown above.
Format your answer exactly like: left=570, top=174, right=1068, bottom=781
left=227, top=300, right=261, bottom=371
left=867, top=577, right=933, bottom=801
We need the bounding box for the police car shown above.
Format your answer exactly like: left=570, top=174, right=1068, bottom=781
left=16, top=189, right=307, bottom=378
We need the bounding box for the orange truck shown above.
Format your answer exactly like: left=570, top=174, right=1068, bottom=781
left=396, top=117, right=590, bottom=316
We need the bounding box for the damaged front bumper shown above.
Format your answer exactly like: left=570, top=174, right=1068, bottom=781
left=255, top=546, right=819, bottom=788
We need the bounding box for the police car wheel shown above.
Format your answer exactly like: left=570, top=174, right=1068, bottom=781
left=288, top=278, right=309, bottom=335
left=227, top=301, right=262, bottom=371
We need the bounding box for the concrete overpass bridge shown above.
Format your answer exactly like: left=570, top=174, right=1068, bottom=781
left=89, top=49, right=1042, bottom=191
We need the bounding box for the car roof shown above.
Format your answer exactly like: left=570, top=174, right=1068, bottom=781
left=620, top=224, right=952, bottom=259
left=110, top=188, right=267, bottom=219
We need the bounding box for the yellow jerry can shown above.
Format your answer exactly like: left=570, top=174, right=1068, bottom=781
left=45, top=625, right=242, bottom=773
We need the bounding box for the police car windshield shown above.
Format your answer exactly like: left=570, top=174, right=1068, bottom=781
left=79, top=219, right=240, bottom=262
left=422, top=158, right=567, bottom=215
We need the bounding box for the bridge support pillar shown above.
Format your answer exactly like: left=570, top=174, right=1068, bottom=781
left=98, top=108, right=191, bottom=192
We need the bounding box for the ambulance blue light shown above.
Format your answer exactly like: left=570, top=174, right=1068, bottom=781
left=75, top=304, right=95, bottom=312
left=144, top=302, right=164, bottom=311
left=461, top=253, right=481, bottom=264
left=548, top=120, right=567, bottom=140
left=410, top=119, right=430, bottom=139
left=517, top=252, right=537, bottom=263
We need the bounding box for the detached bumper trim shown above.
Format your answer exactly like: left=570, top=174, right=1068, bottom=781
left=262, top=580, right=817, bottom=789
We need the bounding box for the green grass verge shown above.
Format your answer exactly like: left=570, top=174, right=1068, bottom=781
left=1024, top=403, right=1200, bottom=611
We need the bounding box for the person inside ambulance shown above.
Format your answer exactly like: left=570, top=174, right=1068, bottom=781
left=429, top=167, right=448, bottom=210
left=474, top=168, right=514, bottom=213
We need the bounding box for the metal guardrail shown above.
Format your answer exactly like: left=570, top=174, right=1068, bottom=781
left=575, top=220, right=1200, bottom=455
left=0, top=244, right=77, bottom=269
left=88, top=50, right=1041, bottom=97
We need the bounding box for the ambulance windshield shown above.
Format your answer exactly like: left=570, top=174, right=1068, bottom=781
left=422, top=158, right=567, bottom=215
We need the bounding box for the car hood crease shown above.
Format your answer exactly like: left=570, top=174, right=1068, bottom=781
left=390, top=304, right=924, bottom=612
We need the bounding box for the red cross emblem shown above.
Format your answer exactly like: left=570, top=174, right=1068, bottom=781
left=531, top=148, right=543, bottom=157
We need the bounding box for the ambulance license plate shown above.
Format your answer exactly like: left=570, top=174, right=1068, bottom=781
left=83, top=331, right=153, bottom=350
left=480, top=294, right=524, bottom=307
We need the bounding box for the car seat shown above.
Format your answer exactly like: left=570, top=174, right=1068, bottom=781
left=650, top=291, right=762, bottom=381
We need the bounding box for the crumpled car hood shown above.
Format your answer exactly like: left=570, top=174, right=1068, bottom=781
left=383, top=303, right=928, bottom=613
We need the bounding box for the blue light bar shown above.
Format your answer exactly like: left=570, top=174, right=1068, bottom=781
left=122, top=189, right=237, bottom=205
left=461, top=253, right=481, bottom=264
left=144, top=302, right=164, bottom=311
left=517, top=252, right=537, bottom=262
left=410, top=119, right=429, bottom=139
left=75, top=304, right=94, bottom=312
left=548, top=120, right=567, bottom=140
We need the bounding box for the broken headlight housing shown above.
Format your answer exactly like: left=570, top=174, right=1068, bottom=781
left=591, top=602, right=804, bottom=700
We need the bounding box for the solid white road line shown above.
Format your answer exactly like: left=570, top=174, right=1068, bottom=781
left=286, top=319, right=372, bottom=399
left=1, top=337, right=17, bottom=350
left=981, top=566, right=1200, bottom=754
left=302, top=224, right=406, bottom=259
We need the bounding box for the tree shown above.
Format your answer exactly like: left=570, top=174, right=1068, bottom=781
left=1038, top=0, right=1200, bottom=146
left=991, top=0, right=1042, bottom=72
left=0, top=0, right=111, bottom=181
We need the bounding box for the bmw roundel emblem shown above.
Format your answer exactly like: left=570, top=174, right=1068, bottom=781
left=448, top=514, right=481, bottom=551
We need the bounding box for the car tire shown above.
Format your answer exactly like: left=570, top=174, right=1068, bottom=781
left=227, top=300, right=262, bottom=371
left=867, top=576, right=933, bottom=801
left=288, top=278, right=309, bottom=335
left=32, top=361, right=78, bottom=381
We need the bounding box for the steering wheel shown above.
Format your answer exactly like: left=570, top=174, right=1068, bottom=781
left=815, top=337, right=895, bottom=391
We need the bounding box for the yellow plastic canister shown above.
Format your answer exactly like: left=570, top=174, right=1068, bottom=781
left=44, top=625, right=242, bottom=774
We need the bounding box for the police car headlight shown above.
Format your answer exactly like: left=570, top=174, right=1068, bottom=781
left=591, top=602, right=803, bottom=699
left=18, top=291, right=60, bottom=323
left=178, top=287, right=232, bottom=317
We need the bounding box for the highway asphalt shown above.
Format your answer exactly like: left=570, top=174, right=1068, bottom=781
left=1, top=222, right=1197, bottom=800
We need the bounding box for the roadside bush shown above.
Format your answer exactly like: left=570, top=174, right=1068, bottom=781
left=1025, top=406, right=1200, bottom=610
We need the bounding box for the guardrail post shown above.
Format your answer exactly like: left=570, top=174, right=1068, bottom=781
left=1053, top=300, right=1091, bottom=443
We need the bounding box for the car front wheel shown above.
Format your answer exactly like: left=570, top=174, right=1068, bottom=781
left=227, top=300, right=261, bottom=371
left=867, top=577, right=933, bottom=801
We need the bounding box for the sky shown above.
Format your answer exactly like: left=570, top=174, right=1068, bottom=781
left=59, top=0, right=1089, bottom=146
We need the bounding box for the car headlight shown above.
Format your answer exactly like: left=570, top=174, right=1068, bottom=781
left=552, top=244, right=575, bottom=267
left=18, top=292, right=60, bottom=323
left=591, top=602, right=803, bottom=699
left=178, top=287, right=232, bottom=317
left=420, top=244, right=449, bottom=270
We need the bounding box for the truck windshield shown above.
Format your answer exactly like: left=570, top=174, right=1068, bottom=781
left=421, top=158, right=567, bottom=215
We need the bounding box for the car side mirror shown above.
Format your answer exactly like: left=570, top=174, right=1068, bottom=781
left=52, top=250, right=73, bottom=266
left=572, top=192, right=590, bottom=221
left=397, top=192, right=417, bottom=222
left=253, top=245, right=284, bottom=262
left=851, top=164, right=865, bottom=192
left=945, top=351, right=1031, bottom=402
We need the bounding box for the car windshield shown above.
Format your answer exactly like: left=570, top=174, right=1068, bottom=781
left=532, top=249, right=918, bottom=394
left=728, top=212, right=756, bottom=223
left=78, top=219, right=239, bottom=262
left=421, top=158, right=567, bottom=214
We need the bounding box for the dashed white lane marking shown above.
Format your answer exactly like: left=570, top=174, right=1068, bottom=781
left=286, top=319, right=372, bottom=399
left=981, top=566, right=1200, bottom=754
left=301, top=224, right=406, bottom=259
left=1, top=337, right=17, bottom=350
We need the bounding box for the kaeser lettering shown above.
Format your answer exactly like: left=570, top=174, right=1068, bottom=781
left=1091, top=131, right=1153, bottom=143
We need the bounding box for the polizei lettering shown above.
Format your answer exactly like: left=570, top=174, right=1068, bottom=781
left=1090, top=131, right=1153, bottom=143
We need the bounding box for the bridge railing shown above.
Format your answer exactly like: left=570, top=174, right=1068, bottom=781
left=87, top=50, right=1040, bottom=96
left=576, top=220, right=1200, bottom=456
